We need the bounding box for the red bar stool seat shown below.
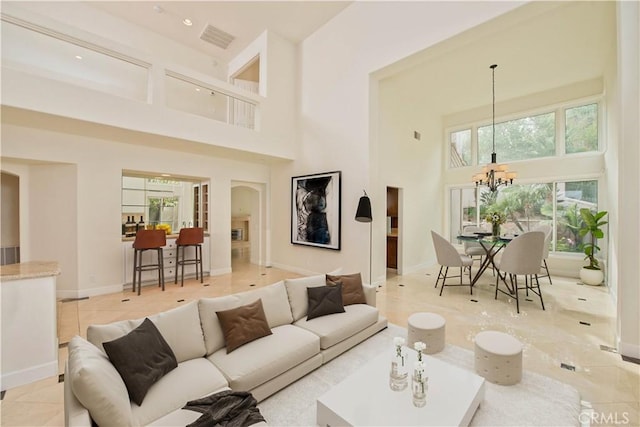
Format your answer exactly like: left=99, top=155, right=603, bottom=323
left=132, top=230, right=166, bottom=295
left=175, top=227, right=204, bottom=286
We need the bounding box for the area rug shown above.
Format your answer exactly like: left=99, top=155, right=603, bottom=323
left=257, top=323, right=581, bottom=426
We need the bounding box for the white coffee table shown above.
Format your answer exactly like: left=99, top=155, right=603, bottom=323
left=317, top=347, right=485, bottom=426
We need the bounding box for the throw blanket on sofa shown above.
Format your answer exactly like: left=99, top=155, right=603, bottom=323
left=183, top=390, right=265, bottom=427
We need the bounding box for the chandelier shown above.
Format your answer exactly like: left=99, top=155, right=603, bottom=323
left=472, top=64, right=516, bottom=192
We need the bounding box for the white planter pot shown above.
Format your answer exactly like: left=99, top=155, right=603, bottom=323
left=580, top=267, right=604, bottom=286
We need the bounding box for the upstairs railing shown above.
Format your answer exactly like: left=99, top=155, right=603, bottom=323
left=1, top=13, right=260, bottom=130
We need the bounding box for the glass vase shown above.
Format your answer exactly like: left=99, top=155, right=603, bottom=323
left=492, top=222, right=500, bottom=237
left=389, top=348, right=408, bottom=391
left=412, top=370, right=428, bottom=407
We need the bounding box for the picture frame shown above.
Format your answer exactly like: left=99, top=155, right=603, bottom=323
left=291, top=171, right=341, bottom=250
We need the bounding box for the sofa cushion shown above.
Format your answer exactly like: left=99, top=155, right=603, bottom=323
left=294, top=304, right=379, bottom=349
left=326, top=273, right=367, bottom=305
left=284, top=274, right=327, bottom=321
left=207, top=324, right=320, bottom=392
left=67, top=336, right=134, bottom=427
left=199, top=295, right=243, bottom=355
left=131, top=358, right=229, bottom=426
left=235, top=281, right=294, bottom=327
left=103, top=318, right=178, bottom=406
left=199, top=281, right=294, bottom=356
left=306, top=284, right=345, bottom=320
left=216, top=299, right=273, bottom=353
left=87, top=301, right=206, bottom=364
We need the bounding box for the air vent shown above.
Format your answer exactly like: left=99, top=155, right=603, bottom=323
left=200, top=24, right=235, bottom=49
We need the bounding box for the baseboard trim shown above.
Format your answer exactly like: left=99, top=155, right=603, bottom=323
left=269, top=262, right=321, bottom=277
left=1, top=360, right=58, bottom=391
left=209, top=267, right=232, bottom=276
left=618, top=340, right=640, bottom=360
left=56, top=284, right=123, bottom=299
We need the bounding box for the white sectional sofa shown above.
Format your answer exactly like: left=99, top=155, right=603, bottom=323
left=64, top=273, right=387, bottom=426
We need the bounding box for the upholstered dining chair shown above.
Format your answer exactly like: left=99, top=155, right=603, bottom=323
left=494, top=231, right=545, bottom=313
left=533, top=224, right=553, bottom=284
left=462, top=225, right=487, bottom=264
left=431, top=230, right=474, bottom=296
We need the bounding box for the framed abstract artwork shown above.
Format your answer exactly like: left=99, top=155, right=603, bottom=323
left=291, top=171, right=341, bottom=250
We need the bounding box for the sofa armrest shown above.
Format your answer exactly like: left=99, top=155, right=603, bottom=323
left=362, top=283, right=377, bottom=307
left=64, top=361, right=92, bottom=427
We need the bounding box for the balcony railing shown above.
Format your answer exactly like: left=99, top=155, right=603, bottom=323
left=1, top=13, right=260, bottom=130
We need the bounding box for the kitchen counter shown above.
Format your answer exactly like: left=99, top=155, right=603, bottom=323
left=121, top=232, right=210, bottom=242
left=1, top=261, right=59, bottom=390
left=0, top=261, right=61, bottom=282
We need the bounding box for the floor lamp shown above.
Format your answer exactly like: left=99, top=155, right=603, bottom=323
left=355, top=191, right=373, bottom=285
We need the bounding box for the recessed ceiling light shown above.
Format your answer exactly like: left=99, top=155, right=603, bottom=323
left=75, top=55, right=83, bottom=60
left=183, top=18, right=193, bottom=26
left=195, top=88, right=201, bottom=92
left=161, top=173, right=171, bottom=177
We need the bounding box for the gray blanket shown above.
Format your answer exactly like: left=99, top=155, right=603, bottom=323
left=183, top=390, right=265, bottom=427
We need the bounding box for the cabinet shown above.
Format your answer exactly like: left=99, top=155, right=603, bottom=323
left=387, top=187, right=399, bottom=269
left=387, top=235, right=398, bottom=269
left=1, top=265, right=58, bottom=390
left=193, top=184, right=209, bottom=231
left=122, top=236, right=210, bottom=286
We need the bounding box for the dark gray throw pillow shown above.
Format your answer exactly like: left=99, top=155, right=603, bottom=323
left=103, top=318, right=178, bottom=406
left=306, top=284, right=345, bottom=320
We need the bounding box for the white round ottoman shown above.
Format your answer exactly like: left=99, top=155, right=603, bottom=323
left=474, top=330, right=523, bottom=385
left=407, top=312, right=446, bottom=354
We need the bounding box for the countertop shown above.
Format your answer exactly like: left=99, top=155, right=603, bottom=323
left=122, top=232, right=210, bottom=242
left=0, top=261, right=61, bottom=282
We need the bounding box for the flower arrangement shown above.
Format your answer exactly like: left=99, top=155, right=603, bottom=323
left=414, top=341, right=426, bottom=361
left=394, top=336, right=406, bottom=360
left=414, top=361, right=426, bottom=391
left=390, top=337, right=408, bottom=391
left=485, top=210, right=506, bottom=225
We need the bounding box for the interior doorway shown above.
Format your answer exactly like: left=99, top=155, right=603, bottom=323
left=1, top=171, right=20, bottom=265
left=230, top=182, right=265, bottom=268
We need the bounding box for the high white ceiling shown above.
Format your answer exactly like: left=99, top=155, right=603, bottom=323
left=90, top=1, right=350, bottom=64
left=376, top=1, right=617, bottom=117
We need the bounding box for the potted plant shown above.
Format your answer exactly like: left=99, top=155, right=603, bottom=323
left=578, top=208, right=608, bottom=286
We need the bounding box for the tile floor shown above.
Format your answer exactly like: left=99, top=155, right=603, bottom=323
left=1, top=250, right=638, bottom=426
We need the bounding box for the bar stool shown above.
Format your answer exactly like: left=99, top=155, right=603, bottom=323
left=175, top=227, right=204, bottom=286
left=132, top=229, right=166, bottom=295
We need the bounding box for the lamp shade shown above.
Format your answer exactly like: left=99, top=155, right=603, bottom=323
left=355, top=195, right=372, bottom=223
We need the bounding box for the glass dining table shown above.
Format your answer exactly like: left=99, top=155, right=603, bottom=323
left=456, top=233, right=515, bottom=287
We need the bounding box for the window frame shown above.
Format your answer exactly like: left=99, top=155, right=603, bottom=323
left=445, top=96, right=603, bottom=170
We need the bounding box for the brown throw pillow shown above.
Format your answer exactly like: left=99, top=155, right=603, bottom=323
left=103, top=318, right=178, bottom=406
left=306, top=284, right=345, bottom=320
left=326, top=273, right=367, bottom=305
left=216, top=299, right=272, bottom=353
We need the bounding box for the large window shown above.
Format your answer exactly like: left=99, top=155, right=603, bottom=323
left=565, top=103, right=598, bottom=153
left=450, top=179, right=599, bottom=254
left=450, top=129, right=471, bottom=167
left=449, top=101, right=600, bottom=168
left=478, top=112, right=555, bottom=163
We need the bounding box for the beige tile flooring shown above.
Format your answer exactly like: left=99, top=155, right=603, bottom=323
left=1, top=250, right=638, bottom=426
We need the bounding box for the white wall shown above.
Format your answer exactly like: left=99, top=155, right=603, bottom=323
left=270, top=1, right=524, bottom=280
left=1, top=112, right=271, bottom=298
left=377, top=79, right=444, bottom=274
left=615, top=0, right=640, bottom=359
left=28, top=164, right=78, bottom=292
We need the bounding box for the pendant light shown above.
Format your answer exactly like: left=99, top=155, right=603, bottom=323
left=472, top=64, right=516, bottom=192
